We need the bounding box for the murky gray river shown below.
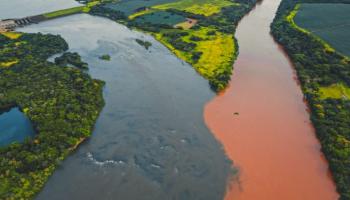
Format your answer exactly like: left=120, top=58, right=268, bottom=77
left=0, top=1, right=233, bottom=199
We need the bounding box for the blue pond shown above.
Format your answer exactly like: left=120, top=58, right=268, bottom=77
left=0, top=107, right=35, bottom=147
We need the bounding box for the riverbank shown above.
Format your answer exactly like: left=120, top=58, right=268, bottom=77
left=0, top=32, right=104, bottom=199
left=271, top=0, right=350, bottom=199
left=205, top=0, right=339, bottom=199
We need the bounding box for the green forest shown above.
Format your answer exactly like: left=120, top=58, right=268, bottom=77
left=0, top=33, right=104, bottom=199
left=271, top=0, right=350, bottom=199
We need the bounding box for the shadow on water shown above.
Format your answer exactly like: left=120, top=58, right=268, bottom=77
left=0, top=107, right=35, bottom=147
left=18, top=14, right=234, bottom=200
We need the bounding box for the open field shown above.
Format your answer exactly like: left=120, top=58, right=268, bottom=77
left=174, top=18, right=197, bottom=29
left=294, top=3, right=350, bottom=56
left=134, top=11, right=186, bottom=26
left=43, top=2, right=99, bottom=19
left=153, top=0, right=237, bottom=16
left=103, top=0, right=175, bottom=16
left=155, top=27, right=235, bottom=90
left=43, top=6, right=85, bottom=18
left=0, top=60, right=18, bottom=68
left=319, top=83, right=350, bottom=99
left=1, top=32, right=22, bottom=39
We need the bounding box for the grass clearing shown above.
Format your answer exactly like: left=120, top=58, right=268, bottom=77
left=104, top=0, right=175, bottom=16
left=2, top=32, right=22, bottom=40
left=174, top=19, right=198, bottom=29
left=43, top=6, right=85, bottom=19
left=294, top=3, right=350, bottom=56
left=153, top=0, right=237, bottom=16
left=0, top=60, right=18, bottom=68
left=134, top=11, right=186, bottom=26
left=319, top=83, right=350, bottom=99
left=155, top=27, right=235, bottom=90
left=190, top=28, right=234, bottom=79
left=128, top=9, right=156, bottom=19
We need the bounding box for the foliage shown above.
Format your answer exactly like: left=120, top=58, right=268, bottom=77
left=155, top=27, right=235, bottom=90
left=135, top=39, right=152, bottom=50
left=271, top=0, right=350, bottom=198
left=43, top=6, right=85, bottom=19
left=99, top=54, right=111, bottom=61
left=319, top=83, right=350, bottom=100
left=152, top=0, right=238, bottom=16
left=0, top=60, right=18, bottom=68
left=134, top=11, right=186, bottom=26
left=55, top=52, right=88, bottom=69
left=0, top=33, right=104, bottom=199
left=1, top=32, right=22, bottom=40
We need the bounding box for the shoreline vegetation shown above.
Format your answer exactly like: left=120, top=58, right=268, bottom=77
left=271, top=0, right=350, bottom=199
left=87, top=0, right=258, bottom=91
left=0, top=32, right=104, bottom=199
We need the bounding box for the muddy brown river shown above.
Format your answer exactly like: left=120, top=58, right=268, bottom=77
left=205, top=0, right=339, bottom=199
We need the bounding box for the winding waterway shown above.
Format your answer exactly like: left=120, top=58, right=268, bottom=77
left=1, top=0, right=342, bottom=199
left=17, top=13, right=232, bottom=200
left=205, top=0, right=339, bottom=199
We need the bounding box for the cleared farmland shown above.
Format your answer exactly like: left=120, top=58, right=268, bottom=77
left=103, top=0, right=175, bottom=16
left=153, top=0, right=237, bottom=16
left=134, top=11, right=186, bottom=26
left=294, top=3, right=350, bottom=56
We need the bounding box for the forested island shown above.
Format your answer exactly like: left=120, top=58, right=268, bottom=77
left=87, top=0, right=257, bottom=91
left=0, top=32, right=104, bottom=199
left=271, top=0, right=350, bottom=198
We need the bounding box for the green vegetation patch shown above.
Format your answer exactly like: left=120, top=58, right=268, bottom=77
left=55, top=52, right=89, bottom=69
left=103, top=0, right=175, bottom=16
left=294, top=3, right=350, bottom=56
left=43, top=6, right=85, bottom=19
left=99, top=54, right=111, bottom=61
left=155, top=26, right=235, bottom=90
left=135, top=39, right=152, bottom=50
left=152, top=0, right=238, bottom=16
left=319, top=83, right=350, bottom=99
left=0, top=33, right=104, bottom=199
left=134, top=11, right=186, bottom=26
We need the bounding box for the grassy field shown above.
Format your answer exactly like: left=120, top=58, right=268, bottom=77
left=0, top=60, right=18, bottom=68
left=1, top=32, right=22, bottom=40
left=153, top=0, right=237, bottom=16
left=155, top=27, right=235, bottom=90
left=319, top=83, right=350, bottom=99
left=43, top=6, right=85, bottom=18
left=104, top=0, right=175, bottom=16
left=43, top=1, right=100, bottom=19
left=134, top=11, right=186, bottom=26
left=294, top=3, right=350, bottom=56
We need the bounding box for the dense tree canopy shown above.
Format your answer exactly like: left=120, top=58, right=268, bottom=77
left=0, top=33, right=104, bottom=199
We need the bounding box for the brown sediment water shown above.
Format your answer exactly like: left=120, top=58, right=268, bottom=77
left=204, top=0, right=340, bottom=199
